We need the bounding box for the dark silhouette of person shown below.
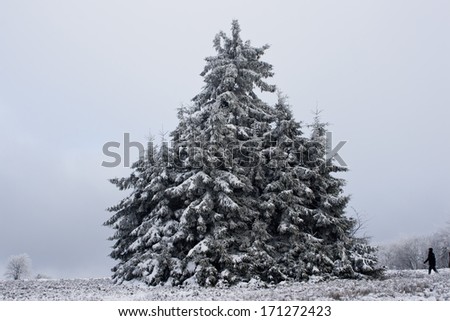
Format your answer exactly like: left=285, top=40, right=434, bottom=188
left=448, top=252, right=450, bottom=268
left=424, top=248, right=438, bottom=274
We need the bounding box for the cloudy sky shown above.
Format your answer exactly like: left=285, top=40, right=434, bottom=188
left=1, top=0, right=449, bottom=278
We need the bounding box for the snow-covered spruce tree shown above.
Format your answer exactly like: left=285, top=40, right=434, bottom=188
left=163, top=20, right=278, bottom=286
left=257, top=93, right=317, bottom=281
left=105, top=138, right=175, bottom=283
left=106, top=20, right=277, bottom=286
left=105, top=21, right=380, bottom=286
left=304, top=111, right=379, bottom=277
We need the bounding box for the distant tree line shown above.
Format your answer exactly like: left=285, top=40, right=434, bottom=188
left=377, top=224, right=450, bottom=270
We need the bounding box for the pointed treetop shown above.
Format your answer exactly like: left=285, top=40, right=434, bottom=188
left=310, top=107, right=329, bottom=139
left=275, top=91, right=294, bottom=120
left=196, top=20, right=275, bottom=105
left=212, top=20, right=243, bottom=55
left=231, top=19, right=241, bottom=43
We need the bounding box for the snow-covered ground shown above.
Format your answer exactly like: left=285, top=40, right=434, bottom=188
left=1, top=269, right=449, bottom=301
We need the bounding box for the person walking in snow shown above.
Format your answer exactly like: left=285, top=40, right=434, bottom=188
left=424, top=248, right=438, bottom=274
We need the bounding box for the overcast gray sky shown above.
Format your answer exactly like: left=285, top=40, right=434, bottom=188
left=1, top=0, right=449, bottom=278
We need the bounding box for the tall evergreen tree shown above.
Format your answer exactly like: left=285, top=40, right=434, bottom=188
left=257, top=93, right=315, bottom=281
left=164, top=20, right=278, bottom=285
left=105, top=138, right=175, bottom=284
left=304, top=110, right=378, bottom=277
left=105, top=21, right=380, bottom=286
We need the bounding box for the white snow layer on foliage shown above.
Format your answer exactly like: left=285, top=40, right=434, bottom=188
left=1, top=269, right=449, bottom=301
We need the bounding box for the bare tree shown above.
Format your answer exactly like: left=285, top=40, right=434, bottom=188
left=349, top=207, right=370, bottom=239
left=4, top=254, right=32, bottom=280
left=397, top=237, right=423, bottom=270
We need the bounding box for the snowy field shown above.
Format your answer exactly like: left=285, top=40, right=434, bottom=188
left=1, top=269, right=449, bottom=301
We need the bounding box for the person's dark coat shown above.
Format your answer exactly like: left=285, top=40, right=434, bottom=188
left=424, top=248, right=438, bottom=274
left=424, top=250, right=436, bottom=267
